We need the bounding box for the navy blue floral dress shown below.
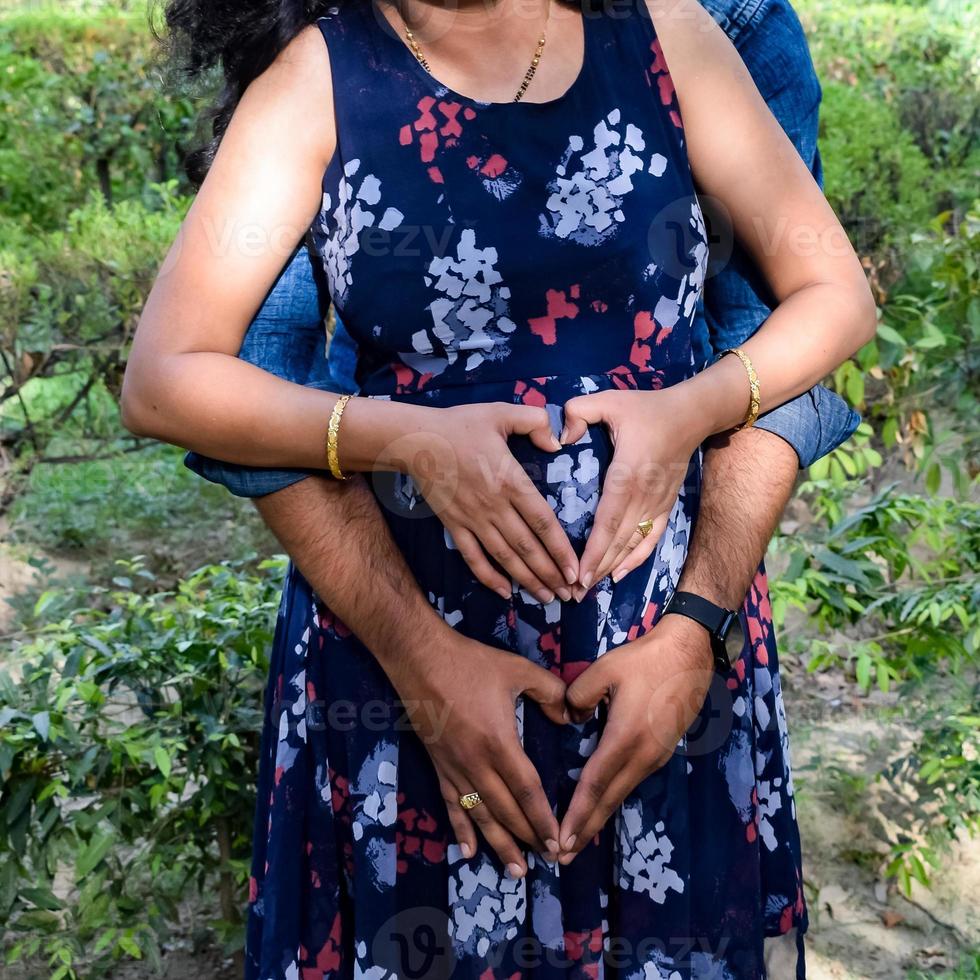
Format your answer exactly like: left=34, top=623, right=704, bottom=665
left=245, top=3, right=808, bottom=977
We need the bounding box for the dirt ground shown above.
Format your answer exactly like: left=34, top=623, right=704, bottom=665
left=785, top=670, right=979, bottom=979
left=1, top=533, right=976, bottom=980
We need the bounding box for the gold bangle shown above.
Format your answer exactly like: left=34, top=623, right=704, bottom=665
left=721, top=348, right=761, bottom=430
left=326, top=395, right=353, bottom=481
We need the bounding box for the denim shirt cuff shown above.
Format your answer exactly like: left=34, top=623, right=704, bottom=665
left=752, top=385, right=861, bottom=468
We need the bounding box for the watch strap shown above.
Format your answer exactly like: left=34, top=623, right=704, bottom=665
left=662, top=591, right=738, bottom=673
left=663, top=591, right=733, bottom=637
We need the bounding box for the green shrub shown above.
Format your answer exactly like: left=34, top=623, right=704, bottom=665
left=819, top=84, right=936, bottom=260
left=0, top=183, right=190, bottom=501
left=0, top=558, right=284, bottom=978
left=800, top=0, right=979, bottom=268
left=0, top=10, right=203, bottom=229
left=772, top=484, right=980, bottom=889
left=800, top=0, right=979, bottom=173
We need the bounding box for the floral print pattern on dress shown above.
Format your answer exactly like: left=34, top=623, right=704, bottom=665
left=250, top=4, right=809, bottom=979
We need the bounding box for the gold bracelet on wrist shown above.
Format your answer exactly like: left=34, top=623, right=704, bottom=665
left=721, top=348, right=761, bottom=430
left=326, top=394, right=353, bottom=481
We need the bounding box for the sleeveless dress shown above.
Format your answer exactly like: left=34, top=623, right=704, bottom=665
left=245, top=3, right=808, bottom=978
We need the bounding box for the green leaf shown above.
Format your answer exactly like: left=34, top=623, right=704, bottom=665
left=153, top=746, right=172, bottom=779
left=876, top=322, right=905, bottom=345
left=19, top=887, right=63, bottom=911
left=75, top=832, right=114, bottom=879
left=118, top=933, right=143, bottom=959
left=31, top=711, right=50, bottom=741
left=855, top=652, right=872, bottom=691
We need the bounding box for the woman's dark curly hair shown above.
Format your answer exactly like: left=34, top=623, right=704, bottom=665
left=161, top=0, right=334, bottom=186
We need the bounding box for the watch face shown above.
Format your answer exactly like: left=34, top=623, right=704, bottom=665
left=723, top=613, right=746, bottom=665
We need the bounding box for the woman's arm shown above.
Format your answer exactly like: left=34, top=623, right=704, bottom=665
left=562, top=0, right=876, bottom=590
left=121, top=24, right=578, bottom=599
left=652, top=0, right=877, bottom=424
left=121, top=26, right=416, bottom=469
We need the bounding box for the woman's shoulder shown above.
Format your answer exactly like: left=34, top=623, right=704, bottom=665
left=639, top=0, right=745, bottom=81
left=638, top=0, right=759, bottom=128
left=233, top=22, right=337, bottom=170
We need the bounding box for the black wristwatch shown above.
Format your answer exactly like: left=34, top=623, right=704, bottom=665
left=662, top=591, right=744, bottom=672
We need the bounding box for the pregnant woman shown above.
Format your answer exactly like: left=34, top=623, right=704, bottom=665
left=122, top=0, right=876, bottom=976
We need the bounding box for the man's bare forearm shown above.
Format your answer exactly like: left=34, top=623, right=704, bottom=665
left=678, top=427, right=799, bottom=609
left=254, top=475, right=444, bottom=674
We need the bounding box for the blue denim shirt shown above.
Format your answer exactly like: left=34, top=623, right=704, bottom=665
left=185, top=0, right=859, bottom=497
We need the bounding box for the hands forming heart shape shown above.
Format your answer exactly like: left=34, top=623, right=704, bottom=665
left=378, top=387, right=717, bottom=873
left=384, top=386, right=709, bottom=605
left=387, top=609, right=715, bottom=877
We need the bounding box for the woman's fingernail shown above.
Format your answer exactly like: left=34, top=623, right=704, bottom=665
left=557, top=587, right=572, bottom=602
left=537, top=590, right=555, bottom=604
left=612, top=567, right=627, bottom=584
left=581, top=572, right=593, bottom=590
left=559, top=428, right=569, bottom=444
left=506, top=863, right=525, bottom=879
left=561, top=834, right=576, bottom=851
left=496, top=586, right=512, bottom=600
left=562, top=707, right=571, bottom=723
left=550, top=435, right=562, bottom=451
left=544, top=839, right=560, bottom=858
left=563, top=566, right=578, bottom=585
left=460, top=842, right=472, bottom=859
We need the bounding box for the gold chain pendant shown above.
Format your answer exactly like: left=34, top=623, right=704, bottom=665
left=404, top=2, right=550, bottom=103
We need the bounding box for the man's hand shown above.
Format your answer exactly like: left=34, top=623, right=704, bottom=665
left=386, top=635, right=568, bottom=877
left=556, top=424, right=800, bottom=861
left=556, top=615, right=713, bottom=862
left=255, top=475, right=567, bottom=879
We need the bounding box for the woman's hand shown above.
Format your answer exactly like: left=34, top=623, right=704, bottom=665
left=557, top=614, right=714, bottom=863
left=560, top=387, right=707, bottom=593
left=380, top=402, right=579, bottom=604
left=387, top=634, right=569, bottom=877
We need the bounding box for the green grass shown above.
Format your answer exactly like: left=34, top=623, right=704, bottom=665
left=10, top=443, right=275, bottom=577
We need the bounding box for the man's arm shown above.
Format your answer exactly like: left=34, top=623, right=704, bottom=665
left=557, top=423, right=798, bottom=861
left=183, top=243, right=345, bottom=498
left=698, top=0, right=863, bottom=470
left=680, top=426, right=797, bottom=608
left=254, top=476, right=570, bottom=875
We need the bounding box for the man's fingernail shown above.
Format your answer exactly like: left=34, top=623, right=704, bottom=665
left=506, top=863, right=525, bottom=879
left=557, top=587, right=572, bottom=602
left=563, top=566, right=578, bottom=585
left=581, top=572, right=593, bottom=590
left=460, top=842, right=472, bottom=859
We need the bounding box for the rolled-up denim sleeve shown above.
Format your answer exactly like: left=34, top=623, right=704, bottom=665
left=752, top=386, right=860, bottom=468
left=697, top=0, right=861, bottom=467
left=183, top=244, right=355, bottom=499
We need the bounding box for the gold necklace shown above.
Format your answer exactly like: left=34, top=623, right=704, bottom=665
left=403, top=2, right=550, bottom=103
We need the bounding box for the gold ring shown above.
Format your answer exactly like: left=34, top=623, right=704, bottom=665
left=458, top=792, right=483, bottom=811
left=636, top=519, right=655, bottom=539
